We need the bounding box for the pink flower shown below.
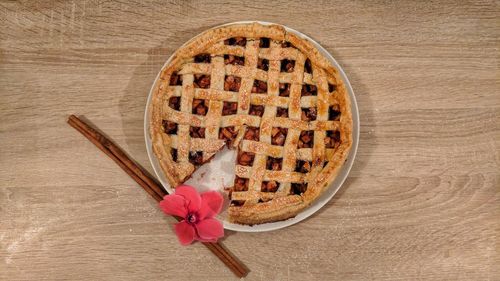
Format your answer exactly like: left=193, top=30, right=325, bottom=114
left=159, top=185, right=224, bottom=245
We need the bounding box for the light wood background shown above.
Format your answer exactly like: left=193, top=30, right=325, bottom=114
left=1, top=1, right=499, bottom=280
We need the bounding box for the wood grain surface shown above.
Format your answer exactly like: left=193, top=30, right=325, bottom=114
left=1, top=1, right=499, bottom=280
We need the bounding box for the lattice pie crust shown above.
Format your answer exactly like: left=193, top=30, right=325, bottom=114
left=150, top=23, right=352, bottom=225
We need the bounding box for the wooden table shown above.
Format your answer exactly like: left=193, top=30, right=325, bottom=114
left=1, top=1, right=498, bottom=280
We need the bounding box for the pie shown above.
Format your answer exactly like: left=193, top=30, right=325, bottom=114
left=149, top=23, right=353, bottom=225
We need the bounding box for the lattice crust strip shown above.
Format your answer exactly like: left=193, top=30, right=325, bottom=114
left=150, top=23, right=352, bottom=225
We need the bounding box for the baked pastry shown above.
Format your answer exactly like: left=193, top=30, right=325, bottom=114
left=150, top=23, right=352, bottom=225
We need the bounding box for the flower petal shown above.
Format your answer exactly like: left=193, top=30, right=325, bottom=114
left=195, top=218, right=224, bottom=241
left=197, top=237, right=218, bottom=243
left=174, top=221, right=195, bottom=246
left=198, top=191, right=224, bottom=219
left=159, top=194, right=187, bottom=218
left=175, top=185, right=201, bottom=213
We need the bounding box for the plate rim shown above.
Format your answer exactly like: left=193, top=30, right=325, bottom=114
left=144, top=21, right=360, bottom=232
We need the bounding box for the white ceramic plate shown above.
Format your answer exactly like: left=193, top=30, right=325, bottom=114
left=144, top=21, right=359, bottom=232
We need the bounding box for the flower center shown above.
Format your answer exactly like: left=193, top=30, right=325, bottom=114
left=186, top=213, right=197, bottom=224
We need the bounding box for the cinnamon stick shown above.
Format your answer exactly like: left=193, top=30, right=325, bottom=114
left=67, top=115, right=248, bottom=278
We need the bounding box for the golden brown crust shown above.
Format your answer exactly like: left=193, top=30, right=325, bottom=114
left=149, top=23, right=353, bottom=225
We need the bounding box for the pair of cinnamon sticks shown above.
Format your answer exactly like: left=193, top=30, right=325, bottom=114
left=67, top=115, right=248, bottom=278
